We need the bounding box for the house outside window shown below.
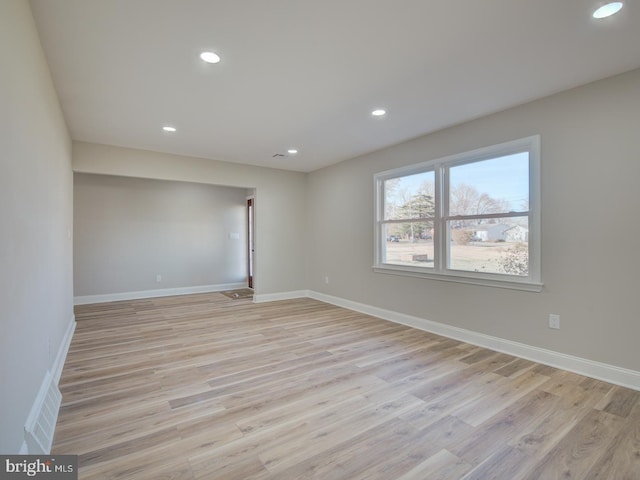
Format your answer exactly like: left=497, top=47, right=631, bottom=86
left=374, top=135, right=541, bottom=291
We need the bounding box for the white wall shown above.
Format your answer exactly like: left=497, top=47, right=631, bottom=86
left=0, top=0, right=74, bottom=453
left=74, top=174, right=248, bottom=297
left=307, top=68, right=640, bottom=372
left=72, top=142, right=307, bottom=296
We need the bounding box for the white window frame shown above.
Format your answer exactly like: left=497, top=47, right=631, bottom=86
left=374, top=135, right=542, bottom=292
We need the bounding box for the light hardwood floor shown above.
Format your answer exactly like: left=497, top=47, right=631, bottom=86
left=54, top=293, right=640, bottom=479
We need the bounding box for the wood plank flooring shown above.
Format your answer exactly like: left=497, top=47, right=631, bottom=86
left=54, top=293, right=640, bottom=479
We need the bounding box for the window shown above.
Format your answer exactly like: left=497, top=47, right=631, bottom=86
left=374, top=136, right=541, bottom=291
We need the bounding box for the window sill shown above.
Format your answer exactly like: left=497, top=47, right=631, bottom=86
left=373, top=265, right=543, bottom=292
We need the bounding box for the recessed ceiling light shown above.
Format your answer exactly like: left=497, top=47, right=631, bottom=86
left=287, top=149, right=298, bottom=155
left=371, top=109, right=386, bottom=117
left=200, top=51, right=221, bottom=64
left=593, top=2, right=623, bottom=18
left=162, top=126, right=177, bottom=132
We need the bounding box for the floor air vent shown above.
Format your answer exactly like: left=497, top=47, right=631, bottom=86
left=24, top=371, right=62, bottom=454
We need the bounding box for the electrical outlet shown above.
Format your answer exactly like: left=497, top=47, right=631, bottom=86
left=548, top=314, right=560, bottom=329
left=324, top=276, right=329, bottom=285
left=156, top=274, right=162, bottom=283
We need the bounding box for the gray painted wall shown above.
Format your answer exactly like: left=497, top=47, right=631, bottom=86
left=0, top=0, right=74, bottom=453
left=74, top=174, right=248, bottom=296
left=307, top=68, right=640, bottom=372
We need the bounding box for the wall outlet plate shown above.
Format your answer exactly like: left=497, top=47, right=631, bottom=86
left=549, top=314, right=560, bottom=329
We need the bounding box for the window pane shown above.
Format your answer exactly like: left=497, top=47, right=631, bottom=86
left=449, top=152, right=529, bottom=216
left=384, top=171, right=435, bottom=220
left=448, top=217, right=529, bottom=276
left=383, top=222, right=434, bottom=267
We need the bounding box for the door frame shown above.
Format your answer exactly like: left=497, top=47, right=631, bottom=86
left=246, top=196, right=255, bottom=289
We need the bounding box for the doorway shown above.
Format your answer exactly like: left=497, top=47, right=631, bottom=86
left=247, top=197, right=255, bottom=289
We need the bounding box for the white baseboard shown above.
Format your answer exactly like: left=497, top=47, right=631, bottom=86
left=74, top=282, right=247, bottom=305
left=253, top=290, right=308, bottom=303
left=52, top=315, right=76, bottom=383
left=306, top=291, right=640, bottom=391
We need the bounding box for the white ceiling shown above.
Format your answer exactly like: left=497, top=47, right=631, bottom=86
left=31, top=0, right=640, bottom=172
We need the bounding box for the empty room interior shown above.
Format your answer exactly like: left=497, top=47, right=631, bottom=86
left=2, top=0, right=640, bottom=478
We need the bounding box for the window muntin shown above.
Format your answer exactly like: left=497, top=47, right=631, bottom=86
left=374, top=136, right=541, bottom=291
